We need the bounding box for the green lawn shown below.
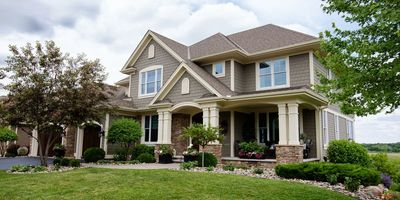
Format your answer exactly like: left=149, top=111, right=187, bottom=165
left=0, top=168, right=353, bottom=200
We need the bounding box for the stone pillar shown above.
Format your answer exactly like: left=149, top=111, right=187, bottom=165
left=65, top=126, right=77, bottom=157
left=200, top=144, right=222, bottom=163
left=209, top=107, right=219, bottom=128
left=163, top=111, right=172, bottom=144
left=278, top=104, right=288, bottom=145
left=275, top=145, right=303, bottom=164
left=288, top=103, right=300, bottom=145
left=202, top=107, right=210, bottom=127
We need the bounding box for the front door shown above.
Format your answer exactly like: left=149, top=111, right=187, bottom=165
left=82, top=125, right=101, bottom=154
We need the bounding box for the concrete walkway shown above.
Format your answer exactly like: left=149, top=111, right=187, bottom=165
left=83, top=163, right=180, bottom=170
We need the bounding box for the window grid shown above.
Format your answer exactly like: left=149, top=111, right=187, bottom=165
left=144, top=115, right=158, bottom=143
left=140, top=67, right=162, bottom=96
left=258, top=59, right=287, bottom=89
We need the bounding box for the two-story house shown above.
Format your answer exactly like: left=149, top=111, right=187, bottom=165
left=24, top=24, right=354, bottom=165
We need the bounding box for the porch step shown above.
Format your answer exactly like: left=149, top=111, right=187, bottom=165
left=173, top=156, right=184, bottom=163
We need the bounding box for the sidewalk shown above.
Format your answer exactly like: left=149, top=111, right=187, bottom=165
left=82, top=163, right=180, bottom=170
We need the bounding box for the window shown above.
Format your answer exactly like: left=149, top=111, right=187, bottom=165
left=144, top=115, right=158, bottom=143
left=257, top=58, right=288, bottom=90
left=148, top=44, right=155, bottom=58
left=139, top=66, right=163, bottom=97
left=322, top=111, right=329, bottom=148
left=347, top=120, right=354, bottom=140
left=334, top=115, right=340, bottom=139
left=212, top=62, right=225, bottom=77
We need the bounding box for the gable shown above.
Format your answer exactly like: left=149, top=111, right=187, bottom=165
left=163, top=72, right=211, bottom=104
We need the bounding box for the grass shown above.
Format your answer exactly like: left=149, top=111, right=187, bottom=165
left=0, top=168, right=353, bottom=200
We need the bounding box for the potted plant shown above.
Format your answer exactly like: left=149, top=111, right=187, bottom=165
left=53, top=144, right=66, bottom=158
left=238, top=141, right=265, bottom=159
left=155, top=144, right=173, bottom=164
left=183, top=147, right=199, bottom=162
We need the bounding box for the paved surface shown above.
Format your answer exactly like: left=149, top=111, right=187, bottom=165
left=0, top=157, right=54, bottom=170
left=83, top=163, right=180, bottom=170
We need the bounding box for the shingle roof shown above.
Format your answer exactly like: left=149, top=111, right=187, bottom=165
left=190, top=33, right=238, bottom=59
left=115, top=77, right=129, bottom=86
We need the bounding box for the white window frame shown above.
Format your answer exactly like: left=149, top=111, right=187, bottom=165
left=212, top=62, right=225, bottom=77
left=138, top=65, right=163, bottom=98
left=347, top=120, right=354, bottom=140
left=256, top=57, right=290, bottom=91
left=322, top=110, right=329, bottom=148
left=334, top=115, right=340, bottom=139
left=141, top=115, right=158, bottom=144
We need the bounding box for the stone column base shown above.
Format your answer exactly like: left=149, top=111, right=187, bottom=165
left=200, top=144, right=222, bottom=163
left=275, top=145, right=303, bottom=164
left=65, top=126, right=77, bottom=157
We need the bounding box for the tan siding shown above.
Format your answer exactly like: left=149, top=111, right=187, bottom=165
left=302, top=109, right=317, bottom=158
left=234, top=61, right=244, bottom=93
left=243, top=63, right=256, bottom=91
left=220, top=111, right=231, bottom=157
left=313, top=55, right=328, bottom=85
left=289, top=53, right=310, bottom=87
left=130, top=40, right=180, bottom=108
left=328, top=113, right=335, bottom=142
left=16, top=126, right=32, bottom=147
left=202, top=60, right=231, bottom=89
left=164, top=72, right=210, bottom=104
left=339, top=117, right=347, bottom=139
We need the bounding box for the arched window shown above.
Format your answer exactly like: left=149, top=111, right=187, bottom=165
left=181, top=78, right=189, bottom=94
left=148, top=44, right=155, bottom=58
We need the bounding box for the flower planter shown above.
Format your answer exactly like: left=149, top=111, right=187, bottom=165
left=158, top=154, right=173, bottom=164
left=183, top=155, right=198, bottom=162
left=238, top=150, right=265, bottom=159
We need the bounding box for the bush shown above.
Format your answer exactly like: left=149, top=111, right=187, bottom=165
left=275, top=162, right=380, bottom=186
left=180, top=161, right=198, bottom=170
left=132, top=144, right=154, bottom=160
left=391, top=183, right=400, bottom=192
left=253, top=168, right=264, bottom=174
left=327, top=140, right=371, bottom=166
left=53, top=144, right=66, bottom=158
left=33, top=165, right=46, bottom=172
left=197, top=152, right=218, bottom=167
left=53, top=157, right=62, bottom=166
left=17, top=146, right=29, bottom=156
left=83, top=147, right=105, bottom=163
left=137, top=153, right=155, bottom=163
left=223, top=164, right=235, bottom=171
left=381, top=173, right=393, bottom=188
left=327, top=174, right=338, bottom=185
left=10, top=165, right=24, bottom=172
left=70, top=159, right=81, bottom=168
left=371, top=153, right=397, bottom=177
left=113, top=148, right=129, bottom=161
left=107, top=118, right=142, bottom=148
left=6, top=144, right=20, bottom=157
left=344, top=177, right=360, bottom=192
left=60, top=158, right=71, bottom=166
left=206, top=166, right=214, bottom=171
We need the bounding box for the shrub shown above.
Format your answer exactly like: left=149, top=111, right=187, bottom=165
left=6, top=144, right=20, bottom=157
left=107, top=118, right=142, bottom=148
left=53, top=157, right=62, bottom=166
left=327, top=140, right=371, bottom=166
left=97, top=159, right=113, bottom=164
left=70, top=159, right=81, bottom=168
left=275, top=162, right=380, bottom=186
left=113, top=148, right=129, bottom=161
left=223, top=164, right=235, bottom=171
left=371, top=153, right=397, bottom=177
left=33, top=165, right=46, bottom=172
left=10, top=165, right=24, bottom=172
left=11, top=165, right=33, bottom=172
left=253, top=168, right=264, bottom=174
left=180, top=161, right=198, bottom=170
left=391, top=183, right=400, bottom=192
left=327, top=174, right=338, bottom=185
left=197, top=152, right=217, bottom=167
left=53, top=144, right=66, bottom=158
left=137, top=153, right=155, bottom=163
left=60, top=158, right=71, bottom=166
left=17, top=146, right=29, bottom=156
left=83, top=147, right=105, bottom=163
left=344, top=177, right=360, bottom=192
left=132, top=144, right=154, bottom=160
left=0, top=127, right=17, bottom=156
left=206, top=166, right=214, bottom=171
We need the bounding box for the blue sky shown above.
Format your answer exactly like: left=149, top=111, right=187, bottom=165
left=0, top=0, right=398, bottom=143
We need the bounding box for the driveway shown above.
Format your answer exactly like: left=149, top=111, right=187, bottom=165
left=0, top=157, right=54, bottom=170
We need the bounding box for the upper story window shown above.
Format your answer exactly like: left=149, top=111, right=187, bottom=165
left=256, top=58, right=289, bottom=90
left=148, top=44, right=155, bottom=59
left=212, top=62, right=225, bottom=77
left=139, top=65, right=163, bottom=97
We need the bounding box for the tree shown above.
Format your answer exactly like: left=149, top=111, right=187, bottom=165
left=181, top=123, right=223, bottom=167
left=0, top=41, right=109, bottom=166
left=317, top=0, right=400, bottom=116
left=107, top=118, right=142, bottom=160
left=0, top=127, right=17, bottom=156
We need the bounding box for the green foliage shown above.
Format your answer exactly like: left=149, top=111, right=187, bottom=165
left=70, top=160, right=81, bottom=168
left=113, top=148, right=129, bottom=161
left=83, top=147, right=105, bottom=163
left=180, top=161, right=198, bottom=170
left=60, top=158, right=71, bottom=166
left=318, top=0, right=400, bottom=115
left=344, top=177, right=360, bottom=192
left=6, top=144, right=20, bottom=157
left=206, top=166, right=214, bottom=171
left=10, top=165, right=35, bottom=172
left=275, top=162, right=380, bottom=186
left=327, top=140, right=371, bottom=166
left=137, top=153, right=155, bottom=163
left=239, top=141, right=265, bottom=153
left=157, top=144, right=172, bottom=155
left=327, top=174, right=338, bottom=185
left=181, top=123, right=223, bottom=148
left=107, top=118, right=142, bottom=148
left=223, top=164, right=235, bottom=171
left=371, top=153, right=397, bottom=177
left=391, top=183, right=400, bottom=192
left=197, top=152, right=217, bottom=167
left=53, top=158, right=62, bottom=166
left=363, top=143, right=400, bottom=153
left=17, top=146, right=29, bottom=156
left=131, top=144, right=154, bottom=160
left=0, top=127, right=17, bottom=142
left=33, top=165, right=46, bottom=172
left=253, top=168, right=264, bottom=174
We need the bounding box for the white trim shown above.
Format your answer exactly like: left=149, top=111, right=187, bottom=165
left=181, top=77, right=190, bottom=94
left=309, top=51, right=315, bottom=85
left=255, top=57, right=290, bottom=91
left=128, top=74, right=132, bottom=97
left=142, top=114, right=159, bottom=144
left=334, top=115, right=340, bottom=140
left=138, top=65, right=163, bottom=98
left=230, top=59, right=234, bottom=91
left=212, top=61, right=225, bottom=77
left=322, top=110, right=329, bottom=149
left=103, top=113, right=110, bottom=154
left=171, top=102, right=201, bottom=112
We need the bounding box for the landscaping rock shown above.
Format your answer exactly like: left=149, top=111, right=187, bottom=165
left=364, top=185, right=384, bottom=199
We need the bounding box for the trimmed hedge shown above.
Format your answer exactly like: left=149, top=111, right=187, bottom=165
left=275, top=162, right=380, bottom=186
left=132, top=144, right=154, bottom=160
left=83, top=147, right=105, bottom=163
left=327, top=140, right=371, bottom=166
left=137, top=153, right=156, bottom=163
left=197, top=152, right=218, bottom=167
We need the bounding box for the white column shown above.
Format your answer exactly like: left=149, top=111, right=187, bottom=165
left=75, top=128, right=84, bottom=159
left=278, top=104, right=288, bottom=145
left=209, top=107, right=219, bottom=128
left=163, top=111, right=172, bottom=144
left=103, top=113, right=110, bottom=154
left=202, top=107, right=210, bottom=127
left=157, top=111, right=164, bottom=144
left=61, top=128, right=67, bottom=146
left=288, top=103, right=300, bottom=145
left=230, top=110, right=235, bottom=157
left=315, top=109, right=323, bottom=160
left=30, top=129, right=39, bottom=156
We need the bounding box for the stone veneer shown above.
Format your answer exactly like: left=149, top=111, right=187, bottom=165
left=200, top=144, right=222, bottom=163
left=171, top=114, right=190, bottom=155
left=65, top=126, right=77, bottom=157
left=275, top=145, right=303, bottom=164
